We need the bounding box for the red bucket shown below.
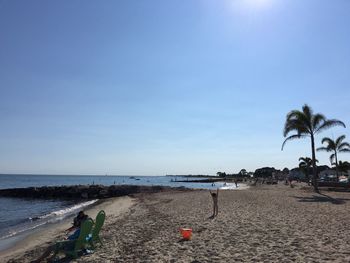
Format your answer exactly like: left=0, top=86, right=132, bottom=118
left=179, top=228, right=192, bottom=240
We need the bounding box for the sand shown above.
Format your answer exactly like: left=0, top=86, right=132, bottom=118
left=3, top=184, right=350, bottom=263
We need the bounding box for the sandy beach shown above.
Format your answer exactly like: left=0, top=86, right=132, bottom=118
left=3, top=184, right=350, bottom=263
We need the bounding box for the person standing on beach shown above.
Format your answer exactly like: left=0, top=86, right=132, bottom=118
left=209, top=188, right=219, bottom=218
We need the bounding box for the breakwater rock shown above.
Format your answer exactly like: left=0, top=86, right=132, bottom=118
left=0, top=185, right=188, bottom=200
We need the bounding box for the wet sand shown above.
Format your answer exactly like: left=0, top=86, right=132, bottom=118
left=3, top=184, right=350, bottom=262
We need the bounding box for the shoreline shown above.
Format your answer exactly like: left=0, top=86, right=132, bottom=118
left=0, top=196, right=135, bottom=263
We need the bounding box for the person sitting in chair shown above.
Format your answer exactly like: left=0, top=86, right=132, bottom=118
left=31, top=211, right=89, bottom=263
left=66, top=211, right=88, bottom=233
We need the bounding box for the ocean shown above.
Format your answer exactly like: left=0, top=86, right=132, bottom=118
left=0, top=174, right=241, bottom=251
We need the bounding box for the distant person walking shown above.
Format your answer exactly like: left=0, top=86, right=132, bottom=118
left=209, top=188, right=219, bottom=218
left=234, top=179, right=238, bottom=188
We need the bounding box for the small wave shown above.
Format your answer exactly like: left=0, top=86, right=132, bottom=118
left=38, top=199, right=98, bottom=219
left=219, top=183, right=249, bottom=190
left=28, top=216, right=40, bottom=221
left=219, top=183, right=237, bottom=190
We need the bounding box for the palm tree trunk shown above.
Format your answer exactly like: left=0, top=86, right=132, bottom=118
left=335, top=151, right=339, bottom=182
left=306, top=165, right=310, bottom=185
left=311, top=135, right=319, bottom=192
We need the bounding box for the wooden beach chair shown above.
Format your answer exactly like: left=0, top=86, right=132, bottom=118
left=89, top=210, right=106, bottom=248
left=53, top=218, right=94, bottom=260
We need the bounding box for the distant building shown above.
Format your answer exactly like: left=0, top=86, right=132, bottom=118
left=319, top=169, right=348, bottom=178
left=319, top=169, right=336, bottom=177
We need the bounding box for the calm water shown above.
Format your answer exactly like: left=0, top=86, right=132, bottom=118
left=0, top=174, right=241, bottom=251
left=0, top=174, right=220, bottom=190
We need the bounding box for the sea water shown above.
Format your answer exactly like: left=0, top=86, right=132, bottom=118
left=0, top=174, right=230, bottom=189
left=0, top=174, right=243, bottom=251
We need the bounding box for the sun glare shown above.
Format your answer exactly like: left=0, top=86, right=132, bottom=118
left=244, top=0, right=272, bottom=7
left=229, top=0, right=273, bottom=11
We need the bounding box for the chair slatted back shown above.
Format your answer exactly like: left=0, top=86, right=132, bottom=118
left=92, top=210, right=106, bottom=242
left=74, top=218, right=94, bottom=250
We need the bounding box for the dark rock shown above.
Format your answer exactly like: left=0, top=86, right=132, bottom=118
left=81, top=192, right=89, bottom=199
left=0, top=185, right=189, bottom=200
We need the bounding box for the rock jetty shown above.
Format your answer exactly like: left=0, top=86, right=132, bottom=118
left=0, top=184, right=188, bottom=200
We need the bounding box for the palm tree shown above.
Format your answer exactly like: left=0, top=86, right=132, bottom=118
left=282, top=104, right=346, bottom=192
left=298, top=157, right=318, bottom=185
left=239, top=169, right=247, bottom=177
left=317, top=135, right=350, bottom=180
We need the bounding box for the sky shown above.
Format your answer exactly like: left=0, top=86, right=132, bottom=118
left=0, top=0, right=349, bottom=175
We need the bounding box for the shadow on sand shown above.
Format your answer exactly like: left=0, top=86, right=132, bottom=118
left=50, top=250, right=94, bottom=263
left=52, top=258, right=71, bottom=263
left=292, top=193, right=350, bottom=205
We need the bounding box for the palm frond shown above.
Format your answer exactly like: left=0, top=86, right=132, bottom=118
left=281, top=134, right=308, bottom=150
left=283, top=119, right=309, bottom=137
left=317, top=146, right=330, bottom=152
left=312, top=113, right=326, bottom=131
left=335, top=135, right=346, bottom=146
left=321, top=137, right=333, bottom=145
left=284, top=110, right=312, bottom=135
left=329, top=153, right=336, bottom=164
left=298, top=157, right=312, bottom=163
left=302, top=104, right=313, bottom=122
left=315, top=119, right=346, bottom=134
left=338, top=142, right=350, bottom=151
left=320, top=137, right=336, bottom=151
left=339, top=148, right=350, bottom=153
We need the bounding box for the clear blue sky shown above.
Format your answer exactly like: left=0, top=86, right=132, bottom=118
left=0, top=0, right=349, bottom=175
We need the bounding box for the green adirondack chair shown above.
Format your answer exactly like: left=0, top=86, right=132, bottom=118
left=53, top=218, right=94, bottom=260
left=89, top=210, right=106, bottom=248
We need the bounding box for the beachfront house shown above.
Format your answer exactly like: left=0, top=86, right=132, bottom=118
left=319, top=169, right=348, bottom=178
